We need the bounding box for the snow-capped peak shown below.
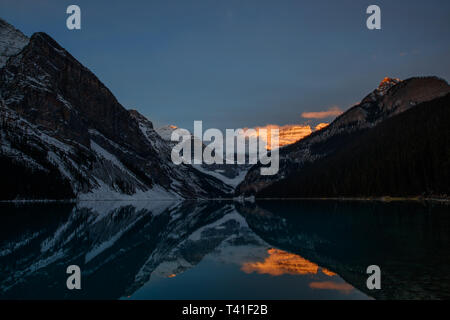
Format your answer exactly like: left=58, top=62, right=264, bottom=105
left=0, top=18, right=29, bottom=68
left=155, top=125, right=178, bottom=141
left=376, top=77, right=402, bottom=96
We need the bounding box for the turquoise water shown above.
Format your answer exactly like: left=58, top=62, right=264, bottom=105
left=0, top=200, right=448, bottom=300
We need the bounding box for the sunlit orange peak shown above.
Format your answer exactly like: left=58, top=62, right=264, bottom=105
left=381, top=77, right=392, bottom=84
left=315, top=123, right=329, bottom=131
left=252, top=124, right=312, bottom=150
left=379, top=77, right=401, bottom=87
left=321, top=268, right=337, bottom=277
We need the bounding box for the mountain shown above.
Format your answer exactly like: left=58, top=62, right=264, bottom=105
left=155, top=124, right=251, bottom=188
left=154, top=124, right=179, bottom=141
left=0, top=18, right=28, bottom=68
left=259, top=93, right=450, bottom=198
left=1, top=18, right=449, bottom=200
left=0, top=19, right=231, bottom=200
left=237, top=77, right=450, bottom=198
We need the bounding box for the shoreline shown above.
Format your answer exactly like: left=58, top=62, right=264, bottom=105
left=1, top=196, right=449, bottom=203
left=255, top=196, right=450, bottom=203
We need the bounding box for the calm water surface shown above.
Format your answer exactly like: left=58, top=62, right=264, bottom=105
left=0, top=200, right=448, bottom=300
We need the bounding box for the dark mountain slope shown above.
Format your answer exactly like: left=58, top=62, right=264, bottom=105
left=0, top=20, right=232, bottom=200
left=258, top=93, right=450, bottom=198
left=238, top=76, right=450, bottom=196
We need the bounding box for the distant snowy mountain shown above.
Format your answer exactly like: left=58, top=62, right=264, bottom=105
left=0, top=19, right=232, bottom=200
left=155, top=124, right=251, bottom=188
left=155, top=124, right=179, bottom=142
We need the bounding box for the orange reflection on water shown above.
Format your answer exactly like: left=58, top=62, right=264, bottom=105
left=309, top=281, right=353, bottom=294
left=241, top=248, right=336, bottom=277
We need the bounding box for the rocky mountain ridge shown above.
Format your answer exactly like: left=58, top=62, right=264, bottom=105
left=237, top=76, right=450, bottom=196
left=0, top=19, right=232, bottom=200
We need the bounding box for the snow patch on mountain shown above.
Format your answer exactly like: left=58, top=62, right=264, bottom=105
left=0, top=18, right=29, bottom=68
left=192, top=164, right=248, bottom=188
left=155, top=125, right=178, bottom=142
left=78, top=179, right=179, bottom=201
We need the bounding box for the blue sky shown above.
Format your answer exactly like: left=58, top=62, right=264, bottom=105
left=1, top=0, right=449, bottom=130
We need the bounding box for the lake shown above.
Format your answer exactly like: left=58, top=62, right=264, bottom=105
left=0, top=200, right=448, bottom=300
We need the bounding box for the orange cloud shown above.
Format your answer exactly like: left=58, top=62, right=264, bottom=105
left=309, top=281, right=353, bottom=294
left=301, top=106, right=343, bottom=119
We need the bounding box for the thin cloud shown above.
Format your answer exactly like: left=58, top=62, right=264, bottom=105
left=301, top=106, right=343, bottom=119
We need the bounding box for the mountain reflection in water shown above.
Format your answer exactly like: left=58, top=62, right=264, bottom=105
left=0, top=200, right=448, bottom=300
